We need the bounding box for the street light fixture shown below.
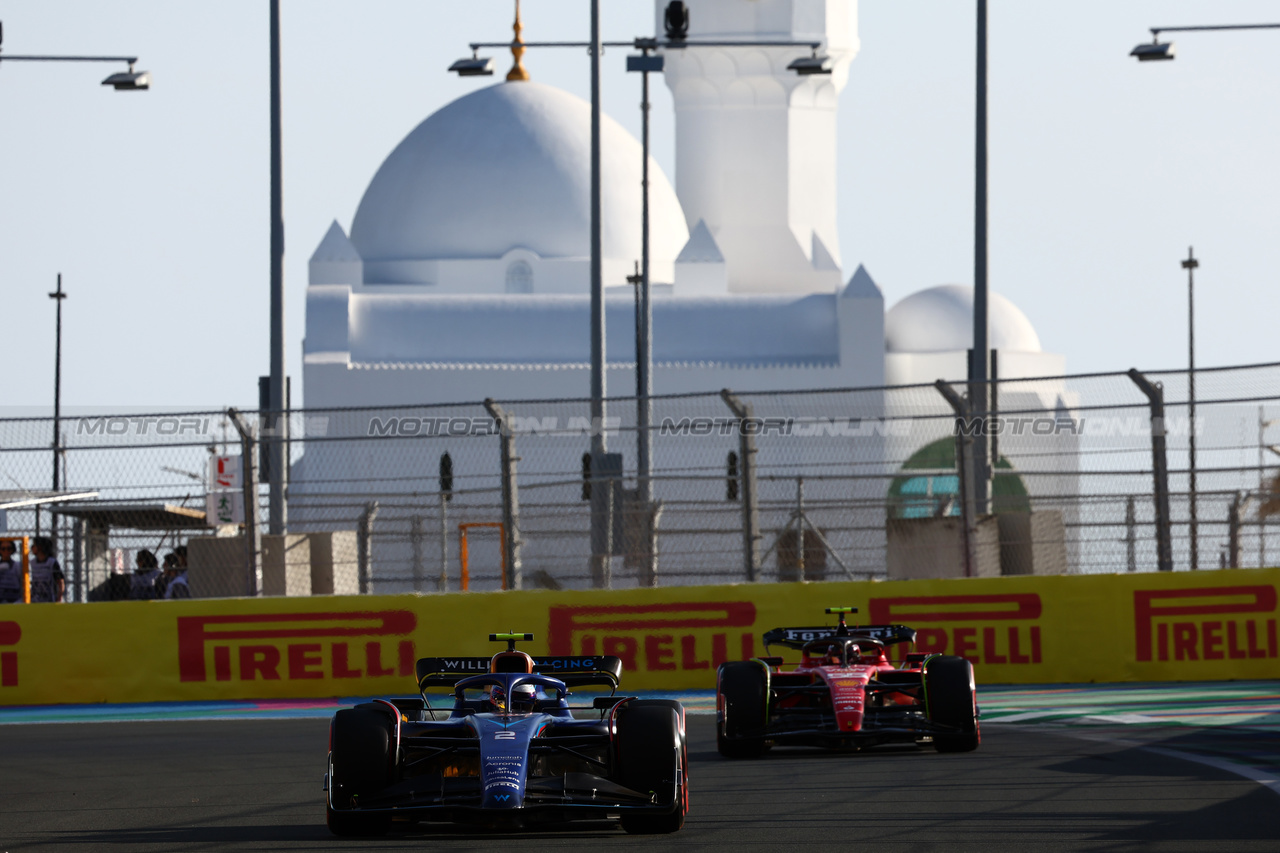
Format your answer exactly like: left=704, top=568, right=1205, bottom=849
left=787, top=53, right=834, bottom=75
left=1130, top=41, right=1175, bottom=62
left=101, top=67, right=151, bottom=90
left=0, top=21, right=151, bottom=88
left=1131, top=23, right=1280, bottom=62
left=449, top=55, right=495, bottom=77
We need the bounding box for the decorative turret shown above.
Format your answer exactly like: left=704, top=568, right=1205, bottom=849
left=658, top=0, right=859, bottom=295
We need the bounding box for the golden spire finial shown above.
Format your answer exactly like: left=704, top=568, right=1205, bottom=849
left=507, top=0, right=530, bottom=81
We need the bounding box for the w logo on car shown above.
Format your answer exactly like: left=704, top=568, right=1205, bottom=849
left=494, top=794, right=510, bottom=802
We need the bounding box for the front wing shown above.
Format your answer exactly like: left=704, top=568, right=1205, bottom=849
left=325, top=736, right=681, bottom=826
left=761, top=675, right=969, bottom=748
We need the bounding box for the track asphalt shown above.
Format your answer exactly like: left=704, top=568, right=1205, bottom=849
left=0, top=683, right=1276, bottom=851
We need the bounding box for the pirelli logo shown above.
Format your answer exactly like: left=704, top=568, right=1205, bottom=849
left=547, top=602, right=757, bottom=672
left=0, top=621, right=19, bottom=688
left=177, top=611, right=417, bottom=683
left=868, top=594, right=1042, bottom=665
left=1134, top=585, right=1278, bottom=663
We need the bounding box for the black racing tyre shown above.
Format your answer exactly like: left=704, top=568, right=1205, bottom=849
left=326, top=708, right=393, bottom=836
left=716, top=661, right=768, bottom=759
left=616, top=704, right=687, bottom=834
left=923, top=655, right=980, bottom=753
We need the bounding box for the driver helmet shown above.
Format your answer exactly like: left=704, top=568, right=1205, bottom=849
left=490, top=682, right=538, bottom=714
left=509, top=683, right=538, bottom=713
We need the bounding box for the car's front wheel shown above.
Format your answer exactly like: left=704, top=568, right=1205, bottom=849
left=616, top=702, right=688, bottom=834
left=923, top=655, right=980, bottom=753
left=326, top=708, right=393, bottom=836
left=716, top=660, right=768, bottom=758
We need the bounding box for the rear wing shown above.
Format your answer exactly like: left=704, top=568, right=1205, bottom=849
left=762, top=624, right=917, bottom=651
left=416, top=655, right=624, bottom=691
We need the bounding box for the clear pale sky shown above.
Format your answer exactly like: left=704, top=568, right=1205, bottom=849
left=2, top=0, right=1277, bottom=409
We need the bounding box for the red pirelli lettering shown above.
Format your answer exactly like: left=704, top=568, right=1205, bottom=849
left=176, top=611, right=416, bottom=682
left=1134, top=586, right=1277, bottom=662
left=868, top=594, right=1041, bottom=624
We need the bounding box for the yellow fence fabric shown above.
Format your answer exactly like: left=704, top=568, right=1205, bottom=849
left=1, top=568, right=1276, bottom=705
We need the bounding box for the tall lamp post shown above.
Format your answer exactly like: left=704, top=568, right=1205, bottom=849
left=1131, top=21, right=1280, bottom=569
left=50, top=274, right=67, bottom=497
left=1182, top=248, right=1199, bottom=569
left=0, top=23, right=150, bottom=542
left=451, top=4, right=831, bottom=587
left=266, top=0, right=288, bottom=537
left=971, top=0, right=991, bottom=516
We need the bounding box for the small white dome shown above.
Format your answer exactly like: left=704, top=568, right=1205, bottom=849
left=885, top=284, right=1041, bottom=354
left=350, top=81, right=688, bottom=265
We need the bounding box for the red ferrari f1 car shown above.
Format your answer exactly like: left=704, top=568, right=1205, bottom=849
left=716, top=607, right=980, bottom=757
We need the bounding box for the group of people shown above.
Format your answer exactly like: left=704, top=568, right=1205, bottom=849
left=0, top=537, right=65, bottom=604
left=0, top=539, right=190, bottom=603
left=118, top=546, right=190, bottom=600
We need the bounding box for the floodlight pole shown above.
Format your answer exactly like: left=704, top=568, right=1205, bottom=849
left=267, top=0, right=288, bottom=536
left=586, top=0, right=614, bottom=587
left=637, top=45, right=654, bottom=509
left=49, top=274, right=66, bottom=494
left=970, top=0, right=991, bottom=516
left=1183, top=248, right=1199, bottom=569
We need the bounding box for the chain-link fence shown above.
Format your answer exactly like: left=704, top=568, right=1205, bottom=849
left=2, top=361, right=1279, bottom=602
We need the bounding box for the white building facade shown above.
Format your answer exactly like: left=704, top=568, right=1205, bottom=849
left=295, top=0, right=1076, bottom=589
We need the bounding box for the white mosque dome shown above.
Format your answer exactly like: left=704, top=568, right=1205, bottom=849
left=350, top=80, right=688, bottom=265
left=884, top=284, right=1042, bottom=353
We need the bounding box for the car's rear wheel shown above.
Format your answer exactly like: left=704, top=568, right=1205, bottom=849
left=716, top=661, right=768, bottom=759
left=326, top=708, right=393, bottom=836
left=616, top=703, right=687, bottom=834
left=923, top=655, right=980, bottom=753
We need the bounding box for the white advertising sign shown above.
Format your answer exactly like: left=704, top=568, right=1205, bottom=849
left=209, top=455, right=242, bottom=490
left=205, top=490, right=244, bottom=525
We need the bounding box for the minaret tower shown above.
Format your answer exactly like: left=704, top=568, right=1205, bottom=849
left=658, top=0, right=858, bottom=294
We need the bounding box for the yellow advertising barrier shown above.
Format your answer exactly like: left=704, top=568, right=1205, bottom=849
left=1, top=568, right=1277, bottom=706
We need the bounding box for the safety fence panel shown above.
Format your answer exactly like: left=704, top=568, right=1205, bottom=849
left=1, top=362, right=1280, bottom=600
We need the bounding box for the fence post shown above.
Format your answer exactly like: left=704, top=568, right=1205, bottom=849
left=358, top=501, right=379, bottom=594
left=484, top=399, right=523, bottom=591
left=1127, top=369, right=1174, bottom=571
left=1125, top=495, right=1137, bottom=573
left=438, top=493, right=449, bottom=592
left=935, top=381, right=978, bottom=578
left=410, top=515, right=425, bottom=592
left=72, top=517, right=86, bottom=603
left=720, top=390, right=760, bottom=581
left=1228, top=493, right=1241, bottom=569
left=227, top=408, right=262, bottom=596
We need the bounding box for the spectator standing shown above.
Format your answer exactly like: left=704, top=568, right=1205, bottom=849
left=0, top=540, right=22, bottom=603
left=129, top=549, right=162, bottom=600
left=163, top=553, right=191, bottom=599
left=28, top=537, right=65, bottom=603
left=156, top=552, right=178, bottom=597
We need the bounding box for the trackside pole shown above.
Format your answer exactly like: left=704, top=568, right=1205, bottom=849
left=720, top=390, right=760, bottom=581
left=1128, top=369, right=1174, bottom=571
left=227, top=408, right=262, bottom=596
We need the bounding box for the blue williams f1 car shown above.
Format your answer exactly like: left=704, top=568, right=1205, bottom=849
left=325, top=633, right=688, bottom=835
